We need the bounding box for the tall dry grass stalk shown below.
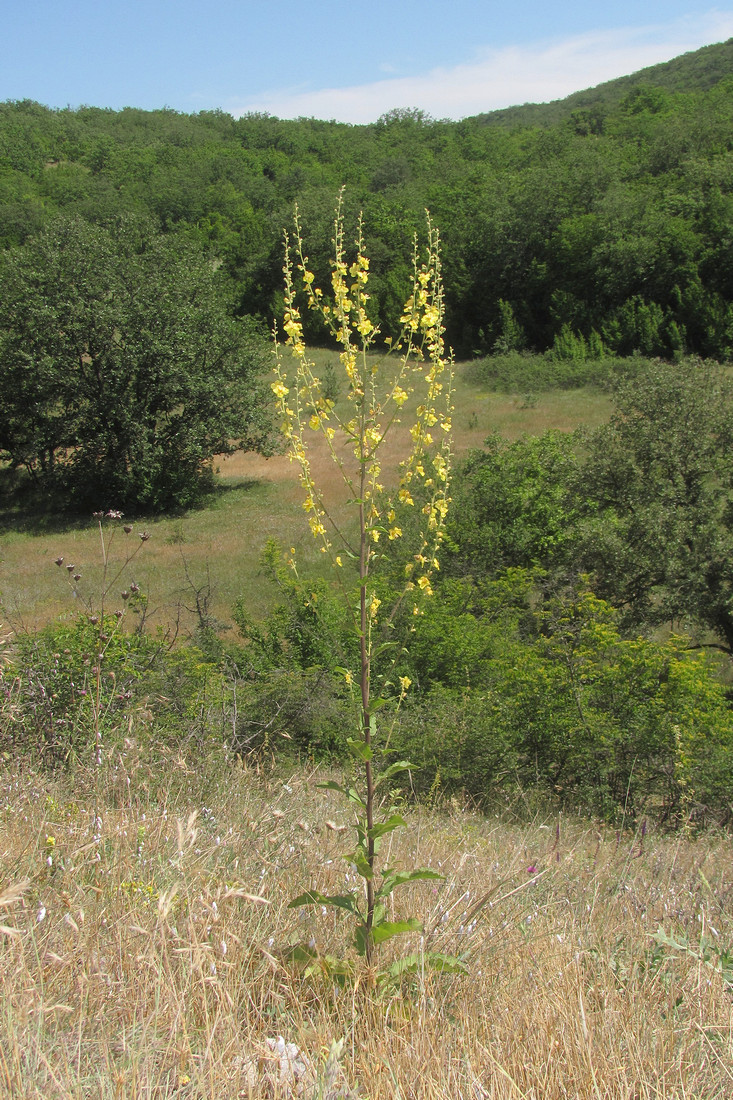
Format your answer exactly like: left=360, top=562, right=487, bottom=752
left=0, top=742, right=731, bottom=1098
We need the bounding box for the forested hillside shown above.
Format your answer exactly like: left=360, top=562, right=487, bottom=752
left=3, top=39, right=733, bottom=827
left=1, top=38, right=732, bottom=359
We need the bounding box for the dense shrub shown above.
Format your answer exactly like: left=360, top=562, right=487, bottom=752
left=392, top=588, right=733, bottom=824
left=464, top=351, right=648, bottom=392
left=3, top=618, right=229, bottom=764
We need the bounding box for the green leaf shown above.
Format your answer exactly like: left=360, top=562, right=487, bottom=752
left=288, top=890, right=360, bottom=915
left=354, top=922, right=369, bottom=957
left=654, top=927, right=689, bottom=952
left=385, top=952, right=468, bottom=980
left=346, top=737, right=373, bottom=762
left=317, top=780, right=367, bottom=807
left=317, top=780, right=348, bottom=796
left=385, top=954, right=421, bottom=979
left=371, top=917, right=422, bottom=945
left=375, top=760, right=413, bottom=786
left=351, top=851, right=374, bottom=881
left=367, top=814, right=407, bottom=840
left=283, top=942, right=319, bottom=963
left=425, top=952, right=469, bottom=974
left=377, top=867, right=444, bottom=898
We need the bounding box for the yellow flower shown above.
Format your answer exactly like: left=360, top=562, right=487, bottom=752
left=399, top=676, right=412, bottom=691
left=388, top=527, right=402, bottom=540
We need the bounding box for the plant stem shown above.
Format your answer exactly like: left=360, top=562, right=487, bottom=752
left=359, top=446, right=376, bottom=964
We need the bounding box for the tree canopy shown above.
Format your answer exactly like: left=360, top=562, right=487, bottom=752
left=0, top=39, right=732, bottom=359
left=573, top=359, right=733, bottom=655
left=0, top=216, right=275, bottom=510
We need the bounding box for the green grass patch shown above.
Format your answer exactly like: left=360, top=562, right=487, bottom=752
left=1, top=353, right=614, bottom=637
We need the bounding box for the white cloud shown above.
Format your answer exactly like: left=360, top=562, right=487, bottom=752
left=231, top=12, right=733, bottom=123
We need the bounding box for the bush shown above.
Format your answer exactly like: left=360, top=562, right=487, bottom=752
left=464, top=350, right=649, bottom=392
left=392, top=586, right=733, bottom=824
left=3, top=617, right=232, bottom=765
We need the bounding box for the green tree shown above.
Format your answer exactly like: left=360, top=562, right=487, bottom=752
left=445, top=431, right=579, bottom=579
left=0, top=216, right=275, bottom=510
left=574, top=358, right=733, bottom=655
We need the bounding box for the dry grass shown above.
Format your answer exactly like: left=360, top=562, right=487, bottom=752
left=1, top=742, right=731, bottom=1099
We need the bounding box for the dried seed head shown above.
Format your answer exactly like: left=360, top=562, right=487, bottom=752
left=121, top=591, right=130, bottom=601
left=130, top=583, right=140, bottom=594
left=89, top=616, right=99, bottom=626
left=139, top=531, right=150, bottom=542
left=123, top=525, right=133, bottom=534
left=54, top=557, right=64, bottom=567
left=92, top=511, right=104, bottom=519
left=114, top=610, right=123, bottom=620
left=73, top=574, right=81, bottom=582
left=66, top=564, right=75, bottom=572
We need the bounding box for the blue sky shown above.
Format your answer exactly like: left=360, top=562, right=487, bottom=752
left=3, top=2, right=733, bottom=123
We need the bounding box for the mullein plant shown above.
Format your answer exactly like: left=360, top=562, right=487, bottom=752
left=272, top=193, right=461, bottom=975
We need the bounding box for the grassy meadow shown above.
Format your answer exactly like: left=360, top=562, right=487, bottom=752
left=0, top=355, right=612, bottom=638
left=3, top=355, right=732, bottom=1098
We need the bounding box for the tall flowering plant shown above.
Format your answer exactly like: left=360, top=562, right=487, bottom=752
left=272, top=194, right=456, bottom=969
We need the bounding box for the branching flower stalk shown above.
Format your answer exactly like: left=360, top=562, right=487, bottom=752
left=273, top=193, right=454, bottom=966
left=55, top=510, right=149, bottom=850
